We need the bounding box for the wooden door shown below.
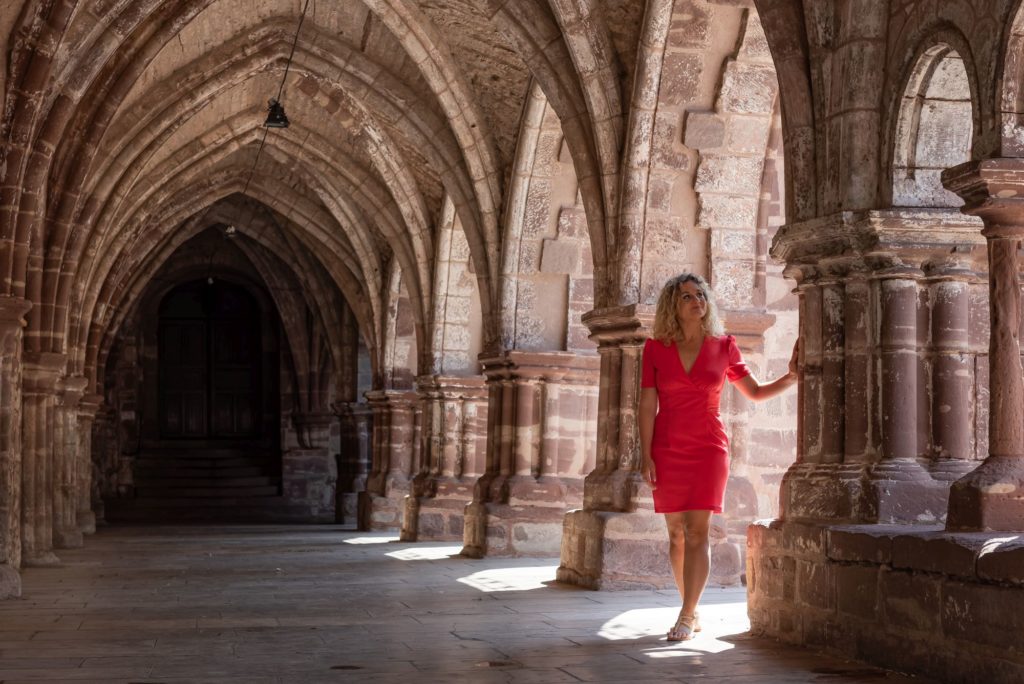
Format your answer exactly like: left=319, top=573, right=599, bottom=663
left=158, top=281, right=261, bottom=439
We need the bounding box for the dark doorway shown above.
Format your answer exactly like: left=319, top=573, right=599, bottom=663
left=158, top=280, right=261, bottom=439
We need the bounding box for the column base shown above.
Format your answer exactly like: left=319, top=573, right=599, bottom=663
left=357, top=492, right=404, bottom=531
left=556, top=508, right=672, bottom=590
left=782, top=462, right=950, bottom=524
left=77, top=510, right=97, bottom=535
left=23, top=551, right=61, bottom=567
left=865, top=459, right=949, bottom=524
left=54, top=527, right=84, bottom=549
left=0, top=563, right=21, bottom=599
left=338, top=493, right=359, bottom=525
left=946, top=455, right=1024, bottom=531
left=461, top=501, right=566, bottom=558
left=928, top=458, right=976, bottom=482
left=781, top=463, right=867, bottom=522
left=404, top=480, right=475, bottom=542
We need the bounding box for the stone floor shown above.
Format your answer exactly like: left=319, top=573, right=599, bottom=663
left=0, top=525, right=934, bottom=683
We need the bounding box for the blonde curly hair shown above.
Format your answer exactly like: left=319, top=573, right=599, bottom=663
left=652, top=273, right=724, bottom=341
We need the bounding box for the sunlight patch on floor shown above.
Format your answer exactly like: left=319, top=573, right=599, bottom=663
left=599, top=603, right=749, bottom=657
left=457, top=565, right=558, bottom=592
left=386, top=545, right=463, bottom=561
left=341, top=535, right=400, bottom=545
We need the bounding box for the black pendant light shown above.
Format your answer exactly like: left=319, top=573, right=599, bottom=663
left=265, top=99, right=289, bottom=128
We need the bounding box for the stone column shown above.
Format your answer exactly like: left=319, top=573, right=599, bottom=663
left=864, top=263, right=947, bottom=521
left=334, top=401, right=373, bottom=524
left=716, top=310, right=775, bottom=586
left=774, top=264, right=864, bottom=520
left=21, top=352, right=65, bottom=567
left=943, top=159, right=1024, bottom=530
left=556, top=306, right=659, bottom=588
left=769, top=210, right=986, bottom=525
left=926, top=262, right=981, bottom=481
left=90, top=400, right=117, bottom=525
left=402, top=375, right=487, bottom=542
left=76, top=393, right=102, bottom=534
left=285, top=411, right=335, bottom=522
left=464, top=352, right=598, bottom=558
left=0, top=297, right=31, bottom=598
left=357, top=390, right=418, bottom=531
left=52, top=376, right=88, bottom=549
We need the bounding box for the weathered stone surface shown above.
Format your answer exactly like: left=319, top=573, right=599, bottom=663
left=684, top=112, right=725, bottom=149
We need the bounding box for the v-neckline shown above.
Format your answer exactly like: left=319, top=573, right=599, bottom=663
left=675, top=335, right=707, bottom=376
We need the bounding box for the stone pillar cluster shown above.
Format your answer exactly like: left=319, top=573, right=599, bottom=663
left=401, top=375, right=487, bottom=542
left=557, top=306, right=659, bottom=588
left=942, top=159, right=1024, bottom=530
left=52, top=376, right=88, bottom=550
left=772, top=210, right=987, bottom=524
left=0, top=298, right=31, bottom=598
left=747, top=178, right=1024, bottom=680
left=77, top=394, right=103, bottom=534
left=21, top=352, right=66, bottom=567
left=1, top=344, right=101, bottom=590
left=281, top=411, right=337, bottom=522
left=462, top=352, right=598, bottom=557
left=358, top=390, right=420, bottom=530
left=333, top=401, right=373, bottom=524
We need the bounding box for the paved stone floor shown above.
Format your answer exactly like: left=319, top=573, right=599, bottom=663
left=0, top=525, right=934, bottom=683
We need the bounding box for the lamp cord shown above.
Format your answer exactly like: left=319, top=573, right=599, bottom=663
left=277, top=0, right=313, bottom=103
left=243, top=0, right=311, bottom=197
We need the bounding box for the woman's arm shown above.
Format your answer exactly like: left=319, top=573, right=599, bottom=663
left=638, top=387, right=658, bottom=488
left=733, top=339, right=800, bottom=402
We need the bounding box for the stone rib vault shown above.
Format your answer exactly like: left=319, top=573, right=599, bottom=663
left=1, top=1, right=1023, bottom=681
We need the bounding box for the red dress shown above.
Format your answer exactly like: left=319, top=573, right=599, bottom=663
left=641, top=335, right=750, bottom=513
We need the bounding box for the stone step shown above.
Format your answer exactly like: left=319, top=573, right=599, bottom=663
left=134, top=484, right=281, bottom=498
left=136, top=456, right=275, bottom=470
left=133, top=475, right=277, bottom=489
left=134, top=465, right=271, bottom=479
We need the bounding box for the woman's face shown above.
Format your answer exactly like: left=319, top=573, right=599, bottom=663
left=675, top=280, right=707, bottom=326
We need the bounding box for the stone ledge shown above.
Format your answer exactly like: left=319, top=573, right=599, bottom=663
left=748, top=519, right=1024, bottom=683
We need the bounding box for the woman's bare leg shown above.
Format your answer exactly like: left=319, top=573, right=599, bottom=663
left=664, top=512, right=687, bottom=601
left=681, top=510, right=712, bottom=616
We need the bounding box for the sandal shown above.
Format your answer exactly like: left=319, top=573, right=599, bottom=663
left=667, top=610, right=697, bottom=641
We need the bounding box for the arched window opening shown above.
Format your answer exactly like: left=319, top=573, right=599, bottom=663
left=893, top=45, right=973, bottom=207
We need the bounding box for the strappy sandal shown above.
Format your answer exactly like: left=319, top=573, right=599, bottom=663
left=667, top=610, right=697, bottom=641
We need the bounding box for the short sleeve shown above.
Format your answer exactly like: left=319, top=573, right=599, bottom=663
left=641, top=338, right=657, bottom=388
left=725, top=335, right=751, bottom=383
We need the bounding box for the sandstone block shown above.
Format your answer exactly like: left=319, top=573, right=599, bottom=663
left=540, top=239, right=581, bottom=274
left=796, top=559, right=834, bottom=609
left=684, top=112, right=725, bottom=149
left=827, top=526, right=895, bottom=564
left=881, top=568, right=941, bottom=633
left=836, top=564, right=879, bottom=620
left=720, top=62, right=777, bottom=114
left=695, top=153, right=764, bottom=195
left=890, top=533, right=983, bottom=579
left=668, top=1, right=711, bottom=49
left=660, top=52, right=704, bottom=106
left=942, top=580, right=1024, bottom=652
left=976, top=536, right=1024, bottom=585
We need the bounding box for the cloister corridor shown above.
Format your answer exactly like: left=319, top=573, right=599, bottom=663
left=0, top=524, right=930, bottom=683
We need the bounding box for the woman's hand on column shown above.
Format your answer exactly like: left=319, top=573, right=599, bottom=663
left=642, top=457, right=657, bottom=490
left=788, top=339, right=800, bottom=379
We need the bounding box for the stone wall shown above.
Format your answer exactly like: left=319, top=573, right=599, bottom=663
left=748, top=520, right=1024, bottom=683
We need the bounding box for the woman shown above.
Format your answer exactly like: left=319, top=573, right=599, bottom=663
left=639, top=273, right=798, bottom=641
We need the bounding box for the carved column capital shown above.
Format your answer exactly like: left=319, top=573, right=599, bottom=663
left=58, top=376, right=89, bottom=409
left=943, top=158, right=1024, bottom=237
left=22, top=352, right=66, bottom=396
